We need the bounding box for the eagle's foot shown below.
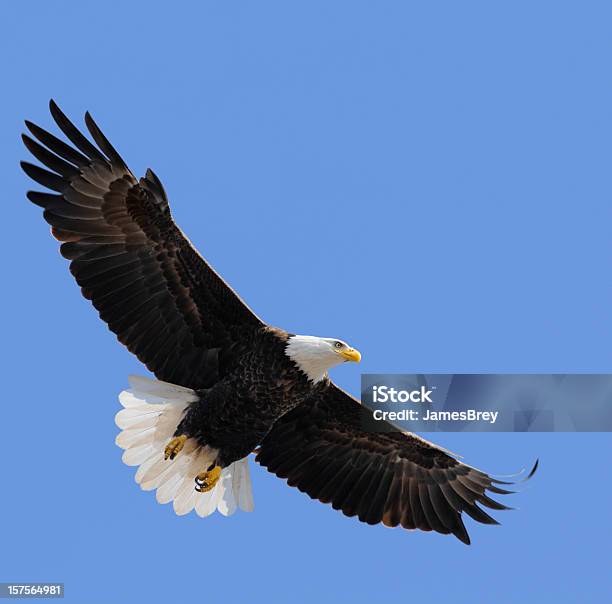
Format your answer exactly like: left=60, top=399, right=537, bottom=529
left=195, top=465, right=222, bottom=492
left=164, top=435, right=187, bottom=460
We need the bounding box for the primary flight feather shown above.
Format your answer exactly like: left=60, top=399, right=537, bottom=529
left=21, top=101, right=535, bottom=544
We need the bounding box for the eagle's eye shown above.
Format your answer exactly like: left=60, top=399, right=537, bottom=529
left=334, top=341, right=343, bottom=349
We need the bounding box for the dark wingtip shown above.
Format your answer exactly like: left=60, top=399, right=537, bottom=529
left=49, top=99, right=61, bottom=121
left=491, top=458, right=539, bottom=486
left=49, top=99, right=67, bottom=124
left=83, top=109, right=129, bottom=169
left=453, top=518, right=471, bottom=545
left=26, top=190, right=53, bottom=208
left=84, top=110, right=95, bottom=128
left=487, top=485, right=516, bottom=495
left=480, top=494, right=513, bottom=511
left=24, top=120, right=40, bottom=138
left=48, top=99, right=62, bottom=122
left=527, top=459, right=539, bottom=479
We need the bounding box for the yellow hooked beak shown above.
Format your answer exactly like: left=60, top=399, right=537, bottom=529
left=339, top=347, right=361, bottom=363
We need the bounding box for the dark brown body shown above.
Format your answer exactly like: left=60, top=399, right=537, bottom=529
left=176, top=327, right=320, bottom=466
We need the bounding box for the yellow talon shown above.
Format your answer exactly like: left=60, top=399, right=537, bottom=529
left=195, top=466, right=222, bottom=493
left=164, top=435, right=187, bottom=460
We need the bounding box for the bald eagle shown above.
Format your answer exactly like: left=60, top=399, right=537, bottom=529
left=21, top=101, right=535, bottom=544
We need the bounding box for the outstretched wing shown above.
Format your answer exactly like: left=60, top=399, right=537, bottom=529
left=257, top=382, right=536, bottom=544
left=22, top=100, right=264, bottom=389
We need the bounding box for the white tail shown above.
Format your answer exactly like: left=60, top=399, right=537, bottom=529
left=115, top=375, right=254, bottom=517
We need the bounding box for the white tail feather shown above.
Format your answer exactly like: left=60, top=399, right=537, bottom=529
left=115, top=375, right=254, bottom=516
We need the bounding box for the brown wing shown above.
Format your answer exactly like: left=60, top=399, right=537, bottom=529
left=22, top=100, right=264, bottom=389
left=257, top=382, right=537, bottom=544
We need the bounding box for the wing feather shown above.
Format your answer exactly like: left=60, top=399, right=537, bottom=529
left=23, top=101, right=264, bottom=389
left=257, top=382, right=536, bottom=545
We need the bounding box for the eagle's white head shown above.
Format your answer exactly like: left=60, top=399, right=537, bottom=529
left=285, top=335, right=361, bottom=383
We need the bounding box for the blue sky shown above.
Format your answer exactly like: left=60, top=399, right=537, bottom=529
left=2, top=1, right=611, bottom=602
